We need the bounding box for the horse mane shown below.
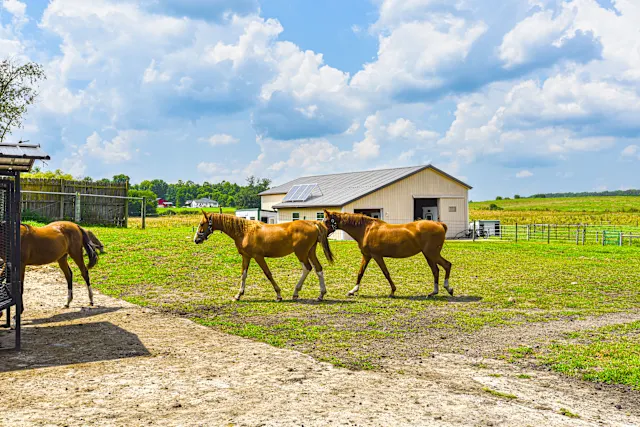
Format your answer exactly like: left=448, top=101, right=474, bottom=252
left=213, top=213, right=261, bottom=236
left=338, top=212, right=381, bottom=228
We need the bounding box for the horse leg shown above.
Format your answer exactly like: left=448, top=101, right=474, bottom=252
left=69, top=251, right=93, bottom=306
left=437, top=255, right=453, bottom=296
left=292, top=253, right=312, bottom=301
left=254, top=256, right=282, bottom=302
left=348, top=255, right=371, bottom=296
left=58, top=255, right=73, bottom=308
left=424, top=255, right=440, bottom=298
left=234, top=255, right=251, bottom=301
left=372, top=255, right=397, bottom=297
left=308, top=247, right=326, bottom=301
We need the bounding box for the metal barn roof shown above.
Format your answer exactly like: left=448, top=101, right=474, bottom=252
left=0, top=143, right=50, bottom=172
left=261, top=164, right=471, bottom=208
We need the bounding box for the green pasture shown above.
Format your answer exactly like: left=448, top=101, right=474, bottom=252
left=470, top=196, right=640, bottom=213
left=73, top=220, right=640, bottom=388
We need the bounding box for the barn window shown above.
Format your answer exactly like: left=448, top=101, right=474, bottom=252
left=316, top=212, right=324, bottom=220
left=292, top=212, right=300, bottom=221
left=448, top=206, right=457, bottom=213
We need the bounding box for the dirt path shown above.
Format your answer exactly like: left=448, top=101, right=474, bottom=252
left=1, top=267, right=639, bottom=426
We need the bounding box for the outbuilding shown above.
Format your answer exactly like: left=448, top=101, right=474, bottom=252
left=235, top=208, right=277, bottom=224
left=259, top=164, right=471, bottom=240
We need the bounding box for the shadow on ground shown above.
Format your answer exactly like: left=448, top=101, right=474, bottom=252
left=0, top=319, right=149, bottom=372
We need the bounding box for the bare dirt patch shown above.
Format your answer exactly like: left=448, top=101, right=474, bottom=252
left=1, top=266, right=639, bottom=426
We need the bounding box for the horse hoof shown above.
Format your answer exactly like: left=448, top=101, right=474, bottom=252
left=63, top=304, right=70, bottom=308
left=232, top=296, right=240, bottom=302
left=447, top=289, right=454, bottom=296
left=276, top=296, right=283, bottom=302
left=388, top=293, right=395, bottom=298
left=347, top=292, right=355, bottom=297
left=292, top=295, right=299, bottom=300
left=317, top=296, right=324, bottom=302
left=427, top=293, right=437, bottom=299
left=89, top=302, right=94, bottom=307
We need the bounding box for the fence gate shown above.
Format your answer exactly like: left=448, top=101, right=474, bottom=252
left=0, top=142, right=50, bottom=351
left=0, top=175, right=21, bottom=350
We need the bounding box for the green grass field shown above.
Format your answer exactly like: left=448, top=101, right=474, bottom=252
left=470, top=196, right=640, bottom=225
left=75, top=216, right=640, bottom=389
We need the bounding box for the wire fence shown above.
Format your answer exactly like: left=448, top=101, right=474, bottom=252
left=274, top=213, right=640, bottom=247
left=464, top=222, right=640, bottom=247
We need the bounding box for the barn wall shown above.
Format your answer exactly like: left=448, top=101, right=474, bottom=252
left=276, top=207, right=348, bottom=240
left=438, top=197, right=469, bottom=238
left=343, top=168, right=468, bottom=238
left=261, top=194, right=285, bottom=210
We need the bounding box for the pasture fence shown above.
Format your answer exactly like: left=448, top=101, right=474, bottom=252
left=20, top=178, right=148, bottom=228
left=470, top=222, right=640, bottom=247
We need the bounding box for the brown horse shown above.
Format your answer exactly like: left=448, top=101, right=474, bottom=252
left=323, top=210, right=453, bottom=298
left=194, top=212, right=334, bottom=301
left=19, top=221, right=98, bottom=311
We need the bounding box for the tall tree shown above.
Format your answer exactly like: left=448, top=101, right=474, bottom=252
left=112, top=174, right=130, bottom=184
left=0, top=59, right=46, bottom=142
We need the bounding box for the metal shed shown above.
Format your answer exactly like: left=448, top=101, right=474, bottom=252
left=0, top=142, right=50, bottom=351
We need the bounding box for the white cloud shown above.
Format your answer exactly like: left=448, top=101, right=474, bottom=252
left=516, top=170, right=533, bottom=178
left=352, top=114, right=381, bottom=159
left=621, top=144, right=640, bottom=160
left=386, top=118, right=439, bottom=140
left=2, top=0, right=26, bottom=20
left=142, top=60, right=170, bottom=83
left=199, top=134, right=239, bottom=146
left=351, top=14, right=487, bottom=99
left=499, top=7, right=577, bottom=68
left=79, top=130, right=144, bottom=163
left=197, top=161, right=230, bottom=177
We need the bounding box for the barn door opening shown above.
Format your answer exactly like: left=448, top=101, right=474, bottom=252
left=414, top=198, right=438, bottom=221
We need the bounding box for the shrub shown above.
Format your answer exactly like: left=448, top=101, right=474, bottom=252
left=514, top=195, right=521, bottom=199
left=496, top=196, right=503, bottom=200
left=489, top=203, right=503, bottom=211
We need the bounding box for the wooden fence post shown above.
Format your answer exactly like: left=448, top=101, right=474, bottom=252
left=74, top=192, right=81, bottom=223
left=527, top=225, right=530, bottom=241
left=619, top=233, right=623, bottom=246
left=547, top=225, right=550, bottom=244
left=515, top=223, right=518, bottom=243
left=59, top=179, right=65, bottom=220
left=142, top=197, right=146, bottom=229
left=472, top=221, right=476, bottom=242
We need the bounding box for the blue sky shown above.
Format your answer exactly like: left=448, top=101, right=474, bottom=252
left=2, top=0, right=639, bottom=200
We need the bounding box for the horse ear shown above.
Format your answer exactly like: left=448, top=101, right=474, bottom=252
left=323, top=209, right=330, bottom=216
left=201, top=209, right=208, bottom=218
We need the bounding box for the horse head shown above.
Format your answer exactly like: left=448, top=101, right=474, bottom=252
left=194, top=210, right=214, bottom=244
left=323, top=209, right=340, bottom=234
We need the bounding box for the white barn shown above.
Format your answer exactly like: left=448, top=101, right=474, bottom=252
left=259, top=165, right=471, bottom=240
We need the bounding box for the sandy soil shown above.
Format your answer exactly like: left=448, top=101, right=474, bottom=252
left=1, top=266, right=639, bottom=426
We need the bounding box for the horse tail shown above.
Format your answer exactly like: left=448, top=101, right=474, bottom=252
left=79, top=226, right=98, bottom=269
left=315, top=222, right=334, bottom=264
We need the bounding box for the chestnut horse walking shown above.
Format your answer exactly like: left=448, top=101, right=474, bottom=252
left=323, top=210, right=453, bottom=298
left=15, top=222, right=98, bottom=313
left=194, top=212, right=334, bottom=301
